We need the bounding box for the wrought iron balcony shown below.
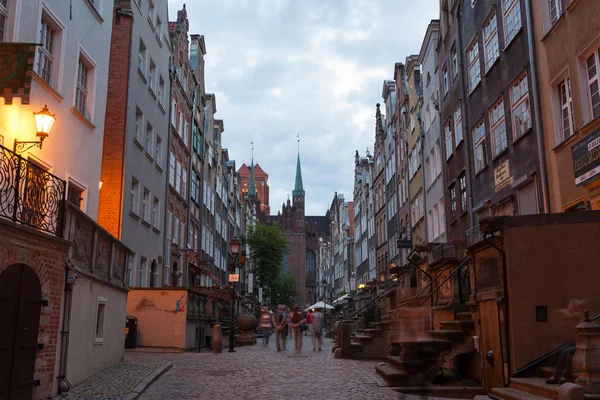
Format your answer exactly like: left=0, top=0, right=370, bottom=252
left=0, top=144, right=66, bottom=237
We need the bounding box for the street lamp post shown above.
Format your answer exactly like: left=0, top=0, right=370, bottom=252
left=321, top=278, right=327, bottom=336
left=229, top=238, right=241, bottom=353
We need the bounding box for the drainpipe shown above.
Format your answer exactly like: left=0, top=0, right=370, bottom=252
left=524, top=0, right=550, bottom=213
left=57, top=264, right=74, bottom=393
left=456, top=1, right=475, bottom=228
left=419, top=114, right=428, bottom=242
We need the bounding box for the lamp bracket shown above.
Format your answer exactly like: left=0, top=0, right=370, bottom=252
left=14, top=139, right=43, bottom=154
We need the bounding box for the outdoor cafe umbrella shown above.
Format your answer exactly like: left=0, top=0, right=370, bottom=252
left=304, top=301, right=334, bottom=312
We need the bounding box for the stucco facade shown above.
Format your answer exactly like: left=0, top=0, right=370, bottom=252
left=0, top=0, right=113, bottom=221
left=532, top=0, right=600, bottom=211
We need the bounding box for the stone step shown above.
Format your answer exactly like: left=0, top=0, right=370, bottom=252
left=386, top=355, right=425, bottom=372
left=350, top=341, right=364, bottom=353
left=375, top=363, right=408, bottom=386
left=440, top=320, right=475, bottom=331
left=475, top=395, right=493, bottom=400
left=456, top=312, right=473, bottom=321
left=490, top=387, right=549, bottom=400
left=539, top=366, right=582, bottom=380
left=427, top=329, right=466, bottom=341
left=363, top=328, right=383, bottom=338
left=395, top=338, right=452, bottom=349
left=374, top=321, right=391, bottom=330
left=380, top=315, right=392, bottom=323
left=510, top=378, right=560, bottom=400
left=354, top=335, right=374, bottom=344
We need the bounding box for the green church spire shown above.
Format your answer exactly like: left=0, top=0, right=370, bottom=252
left=248, top=141, right=257, bottom=197
left=293, top=137, right=304, bottom=197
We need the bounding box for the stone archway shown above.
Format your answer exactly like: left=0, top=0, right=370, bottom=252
left=0, top=263, right=44, bottom=399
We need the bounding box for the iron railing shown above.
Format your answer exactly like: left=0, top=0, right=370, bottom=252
left=465, top=225, right=483, bottom=247
left=0, top=144, right=66, bottom=236
left=458, top=261, right=471, bottom=303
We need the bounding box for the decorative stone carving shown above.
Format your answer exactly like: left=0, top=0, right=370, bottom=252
left=72, top=217, right=93, bottom=266
left=95, top=233, right=111, bottom=276
left=572, top=319, right=600, bottom=394
left=112, top=246, right=125, bottom=282
left=236, top=314, right=257, bottom=346
left=475, top=250, right=501, bottom=291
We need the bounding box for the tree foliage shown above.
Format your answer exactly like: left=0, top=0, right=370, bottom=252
left=245, top=221, right=288, bottom=296
left=271, top=271, right=298, bottom=308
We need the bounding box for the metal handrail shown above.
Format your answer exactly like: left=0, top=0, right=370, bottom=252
left=584, top=310, right=600, bottom=323
left=417, top=258, right=470, bottom=308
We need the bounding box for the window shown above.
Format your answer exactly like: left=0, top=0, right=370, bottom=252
left=483, top=12, right=499, bottom=72
left=156, top=16, right=162, bottom=37
left=467, top=40, right=481, bottom=92
left=155, top=136, right=162, bottom=166
left=131, top=178, right=139, bottom=214
left=511, top=73, right=531, bottom=138
left=75, top=60, right=89, bottom=118
left=445, top=123, right=453, bottom=159
left=177, top=111, right=183, bottom=136
left=443, top=64, right=449, bottom=95
left=182, top=168, right=187, bottom=198
left=169, top=152, right=175, bottom=186
left=586, top=49, right=600, bottom=119
left=67, top=179, right=84, bottom=210
left=158, top=76, right=165, bottom=105
left=454, top=104, right=463, bottom=145
left=141, top=188, right=150, bottom=222
left=490, top=98, right=507, bottom=157
left=152, top=197, right=159, bottom=228
left=175, top=161, right=181, bottom=193
left=473, top=121, right=487, bottom=172
left=173, top=216, right=179, bottom=244
left=459, top=174, right=467, bottom=212
left=171, top=99, right=177, bottom=126
left=559, top=77, right=575, bottom=141
left=549, top=0, right=562, bottom=26
left=95, top=298, right=107, bottom=342
left=145, top=122, right=153, bottom=153
left=37, top=18, right=56, bottom=85
left=0, top=0, right=7, bottom=42
left=127, top=254, right=134, bottom=286
left=438, top=198, right=446, bottom=234
left=180, top=220, right=185, bottom=248
left=149, top=59, right=156, bottom=90
left=148, top=0, right=155, bottom=24
left=433, top=140, right=441, bottom=177
left=167, top=211, right=172, bottom=240
left=139, top=257, right=147, bottom=287
left=135, top=107, right=143, bottom=143
left=502, top=0, right=522, bottom=45
left=451, top=45, right=458, bottom=78
left=183, top=121, right=189, bottom=146
left=138, top=40, right=146, bottom=74
left=450, top=184, right=457, bottom=216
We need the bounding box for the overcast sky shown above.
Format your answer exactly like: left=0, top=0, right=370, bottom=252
left=168, top=0, right=438, bottom=216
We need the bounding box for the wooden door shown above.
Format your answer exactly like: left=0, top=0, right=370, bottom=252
left=479, top=300, right=505, bottom=393
left=0, top=264, right=44, bottom=400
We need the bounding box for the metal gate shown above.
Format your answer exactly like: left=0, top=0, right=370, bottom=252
left=0, top=264, right=45, bottom=400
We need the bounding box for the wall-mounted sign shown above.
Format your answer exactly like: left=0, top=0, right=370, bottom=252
left=589, top=187, right=600, bottom=199
left=494, top=160, right=511, bottom=192
left=228, top=274, right=239, bottom=282
left=397, top=239, right=412, bottom=249
left=573, top=129, right=600, bottom=186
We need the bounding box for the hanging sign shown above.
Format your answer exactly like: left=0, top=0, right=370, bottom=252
left=0, top=43, right=37, bottom=104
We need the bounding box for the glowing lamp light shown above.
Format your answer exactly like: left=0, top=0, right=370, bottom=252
left=34, top=104, right=56, bottom=141
left=230, top=238, right=241, bottom=256
left=358, top=283, right=365, bottom=290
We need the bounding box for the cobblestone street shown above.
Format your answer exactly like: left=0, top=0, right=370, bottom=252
left=135, top=335, right=398, bottom=400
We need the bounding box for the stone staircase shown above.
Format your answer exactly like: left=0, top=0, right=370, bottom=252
left=350, top=317, right=392, bottom=359
left=375, top=311, right=475, bottom=386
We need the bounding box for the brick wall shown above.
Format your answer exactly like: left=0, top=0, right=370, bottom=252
left=98, top=11, right=133, bottom=239
left=0, top=221, right=71, bottom=400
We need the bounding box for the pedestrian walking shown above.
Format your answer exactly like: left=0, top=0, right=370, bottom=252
left=311, top=309, right=324, bottom=351
left=273, top=304, right=288, bottom=351
left=259, top=306, right=272, bottom=348
left=290, top=305, right=304, bottom=353
left=306, top=310, right=313, bottom=336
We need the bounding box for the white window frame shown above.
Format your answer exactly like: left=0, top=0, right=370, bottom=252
left=450, top=184, right=457, bottom=215
left=559, top=76, right=575, bottom=142
left=167, top=211, right=172, bottom=241
left=459, top=174, right=467, bottom=212
left=511, top=73, right=532, bottom=139
left=169, top=152, right=175, bottom=186
left=175, top=161, right=181, bottom=193
left=445, top=123, right=453, bottom=160
left=502, top=0, right=522, bottom=46
left=549, top=0, right=562, bottom=26
left=483, top=11, right=499, bottom=72
left=131, top=177, right=139, bottom=215
left=152, top=196, right=160, bottom=229
left=451, top=45, right=458, bottom=78
left=145, top=122, right=153, bottom=154
left=142, top=187, right=150, bottom=222
left=158, top=75, right=164, bottom=106
left=490, top=97, right=508, bottom=157
left=95, top=297, right=107, bottom=344
left=467, top=39, right=481, bottom=93
left=182, top=168, right=187, bottom=198
left=36, top=7, right=65, bottom=90
left=473, top=120, right=487, bottom=173
left=148, top=58, right=156, bottom=91
left=171, top=99, right=177, bottom=126
left=454, top=104, right=463, bottom=146
left=443, top=64, right=449, bottom=95
left=139, top=257, right=146, bottom=287
left=138, top=39, right=146, bottom=74
left=586, top=48, right=600, bottom=120
left=135, top=107, right=143, bottom=143
left=155, top=135, right=162, bottom=166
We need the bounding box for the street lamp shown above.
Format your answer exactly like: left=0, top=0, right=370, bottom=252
left=228, top=237, right=241, bottom=353
left=321, top=278, right=327, bottom=336
left=14, top=105, right=56, bottom=153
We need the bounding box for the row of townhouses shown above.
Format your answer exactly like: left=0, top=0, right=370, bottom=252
left=0, top=1, right=253, bottom=399
left=349, top=0, right=600, bottom=289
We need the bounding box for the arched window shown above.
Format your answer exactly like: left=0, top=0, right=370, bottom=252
left=306, top=250, right=316, bottom=286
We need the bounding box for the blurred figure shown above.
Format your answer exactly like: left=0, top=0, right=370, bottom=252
left=306, top=310, right=313, bottom=336
left=286, top=307, right=292, bottom=338
left=290, top=305, right=304, bottom=353
left=546, top=299, right=587, bottom=384
left=273, top=304, right=288, bottom=352
left=311, top=309, right=323, bottom=351
left=259, top=306, right=272, bottom=348
left=389, top=307, right=430, bottom=344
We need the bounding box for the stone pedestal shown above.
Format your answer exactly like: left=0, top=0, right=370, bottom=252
left=212, top=324, right=222, bottom=353
left=572, top=320, right=600, bottom=394
left=340, top=321, right=353, bottom=359
left=236, top=314, right=257, bottom=346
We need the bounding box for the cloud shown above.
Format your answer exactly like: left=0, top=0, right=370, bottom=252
left=168, top=0, right=438, bottom=215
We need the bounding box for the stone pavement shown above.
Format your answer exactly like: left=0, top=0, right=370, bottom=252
left=135, top=334, right=399, bottom=400
left=53, top=355, right=169, bottom=400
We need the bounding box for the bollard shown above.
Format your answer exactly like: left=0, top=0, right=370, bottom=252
left=212, top=324, right=223, bottom=353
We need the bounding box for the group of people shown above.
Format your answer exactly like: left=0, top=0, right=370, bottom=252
left=258, top=305, right=324, bottom=353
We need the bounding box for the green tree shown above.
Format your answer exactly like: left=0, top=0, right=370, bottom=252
left=245, top=221, right=288, bottom=296
left=271, top=271, right=298, bottom=307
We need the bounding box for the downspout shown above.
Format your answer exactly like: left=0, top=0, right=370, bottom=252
left=524, top=0, right=550, bottom=213
left=165, top=55, right=175, bottom=286
left=419, top=114, right=428, bottom=242
left=456, top=1, right=475, bottom=227
left=57, top=264, right=74, bottom=393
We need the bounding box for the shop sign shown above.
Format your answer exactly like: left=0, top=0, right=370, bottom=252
left=494, top=160, right=511, bottom=192
left=228, top=274, right=239, bottom=282
left=572, top=128, right=600, bottom=186
left=589, top=187, right=600, bottom=199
